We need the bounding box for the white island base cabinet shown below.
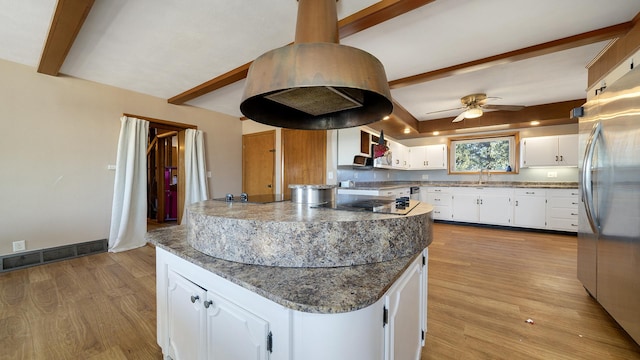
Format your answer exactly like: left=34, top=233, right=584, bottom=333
left=157, top=248, right=428, bottom=360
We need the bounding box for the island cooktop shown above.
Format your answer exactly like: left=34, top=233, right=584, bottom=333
left=313, top=196, right=420, bottom=215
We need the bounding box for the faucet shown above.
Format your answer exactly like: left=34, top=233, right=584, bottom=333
left=478, top=169, right=490, bottom=184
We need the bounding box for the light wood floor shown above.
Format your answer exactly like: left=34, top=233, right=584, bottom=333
left=1, top=224, right=639, bottom=359
left=0, top=245, right=162, bottom=360
left=423, top=223, right=640, bottom=360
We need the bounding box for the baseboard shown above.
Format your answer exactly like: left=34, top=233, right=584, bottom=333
left=0, top=239, right=108, bottom=272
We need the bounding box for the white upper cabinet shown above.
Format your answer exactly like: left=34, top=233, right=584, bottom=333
left=408, top=144, right=447, bottom=170
left=389, top=141, right=409, bottom=169
left=521, top=134, right=578, bottom=167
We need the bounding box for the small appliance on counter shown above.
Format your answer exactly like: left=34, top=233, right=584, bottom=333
left=289, top=184, right=337, bottom=204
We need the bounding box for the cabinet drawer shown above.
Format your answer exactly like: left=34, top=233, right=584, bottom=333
left=426, top=193, right=452, bottom=206
left=431, top=206, right=451, bottom=220
left=549, top=207, right=579, bottom=219
left=515, top=188, right=546, bottom=196
left=548, top=197, right=579, bottom=209
left=427, top=187, right=449, bottom=193
left=548, top=218, right=579, bottom=232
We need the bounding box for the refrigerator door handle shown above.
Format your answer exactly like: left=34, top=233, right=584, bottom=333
left=582, top=121, right=601, bottom=233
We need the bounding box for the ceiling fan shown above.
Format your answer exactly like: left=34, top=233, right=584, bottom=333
left=427, top=93, right=525, bottom=123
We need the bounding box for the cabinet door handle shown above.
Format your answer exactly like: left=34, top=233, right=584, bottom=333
left=204, top=300, right=213, bottom=308
left=571, top=213, right=578, bottom=216
left=190, top=295, right=200, bottom=303
left=556, top=155, right=559, bottom=161
left=515, top=200, right=519, bottom=206
left=560, top=155, right=564, bottom=162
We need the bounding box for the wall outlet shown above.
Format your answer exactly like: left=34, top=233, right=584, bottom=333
left=547, top=171, right=558, bottom=178
left=353, top=172, right=358, bottom=179
left=13, top=240, right=26, bottom=252
left=107, top=164, right=116, bottom=170
left=422, top=174, right=429, bottom=180
left=327, top=171, right=334, bottom=180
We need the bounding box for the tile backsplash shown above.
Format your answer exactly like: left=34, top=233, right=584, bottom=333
left=337, top=167, right=578, bottom=184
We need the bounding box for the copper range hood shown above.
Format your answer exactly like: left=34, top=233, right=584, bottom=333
left=240, top=0, right=393, bottom=130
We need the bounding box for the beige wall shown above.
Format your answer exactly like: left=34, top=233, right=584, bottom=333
left=0, top=59, right=242, bottom=256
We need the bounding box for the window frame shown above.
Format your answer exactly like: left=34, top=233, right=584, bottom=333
left=447, top=132, right=520, bottom=174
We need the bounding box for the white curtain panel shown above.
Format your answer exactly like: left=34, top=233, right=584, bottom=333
left=183, top=128, right=210, bottom=221
left=108, top=116, right=149, bottom=252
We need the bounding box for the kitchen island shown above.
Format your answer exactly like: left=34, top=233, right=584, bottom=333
left=147, top=199, right=433, bottom=360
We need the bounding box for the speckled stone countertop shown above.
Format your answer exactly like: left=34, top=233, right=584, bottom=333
left=344, top=181, right=578, bottom=190
left=147, top=226, right=425, bottom=314
left=186, top=200, right=432, bottom=267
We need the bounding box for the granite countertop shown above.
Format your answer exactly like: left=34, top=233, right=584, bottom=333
left=147, top=200, right=434, bottom=314
left=186, top=200, right=431, bottom=267
left=341, top=181, right=578, bottom=190
left=148, top=226, right=421, bottom=314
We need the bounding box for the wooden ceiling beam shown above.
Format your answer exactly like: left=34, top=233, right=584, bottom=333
left=168, top=0, right=435, bottom=105
left=389, top=22, right=633, bottom=89
left=371, top=99, right=585, bottom=140
left=38, top=0, right=95, bottom=76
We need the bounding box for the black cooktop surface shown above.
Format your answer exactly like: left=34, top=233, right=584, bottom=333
left=313, top=197, right=420, bottom=215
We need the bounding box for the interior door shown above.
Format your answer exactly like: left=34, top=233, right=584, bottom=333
left=243, top=130, right=275, bottom=195
left=282, top=129, right=327, bottom=190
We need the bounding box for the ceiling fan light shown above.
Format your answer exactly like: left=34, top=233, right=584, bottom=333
left=465, top=107, right=483, bottom=119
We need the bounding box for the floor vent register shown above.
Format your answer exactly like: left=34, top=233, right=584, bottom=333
left=0, top=239, right=108, bottom=272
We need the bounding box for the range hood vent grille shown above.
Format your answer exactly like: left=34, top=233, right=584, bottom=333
left=265, top=86, right=364, bottom=116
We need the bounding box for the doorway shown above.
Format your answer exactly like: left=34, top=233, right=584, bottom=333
left=129, top=114, right=195, bottom=227
left=147, top=127, right=179, bottom=225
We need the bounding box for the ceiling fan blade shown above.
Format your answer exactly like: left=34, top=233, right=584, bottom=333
left=477, top=96, right=502, bottom=105
left=452, top=112, right=466, bottom=123
left=482, top=104, right=524, bottom=111
left=425, top=106, right=465, bottom=115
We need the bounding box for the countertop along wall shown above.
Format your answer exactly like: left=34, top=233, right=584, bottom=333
left=0, top=58, right=242, bottom=256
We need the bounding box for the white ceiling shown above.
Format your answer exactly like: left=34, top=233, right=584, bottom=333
left=1, top=0, right=639, bottom=125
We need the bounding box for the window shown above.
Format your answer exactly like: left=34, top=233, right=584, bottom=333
left=448, top=132, right=519, bottom=173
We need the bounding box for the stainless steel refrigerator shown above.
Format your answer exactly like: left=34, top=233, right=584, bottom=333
left=578, top=66, right=640, bottom=345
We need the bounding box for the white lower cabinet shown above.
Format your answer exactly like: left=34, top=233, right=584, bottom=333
left=423, top=187, right=451, bottom=221
left=513, top=189, right=547, bottom=229
left=385, top=251, right=424, bottom=360
left=157, top=248, right=428, bottom=360
left=166, top=269, right=270, bottom=360
left=546, top=189, right=579, bottom=232
left=166, top=270, right=207, bottom=360
left=450, top=188, right=512, bottom=226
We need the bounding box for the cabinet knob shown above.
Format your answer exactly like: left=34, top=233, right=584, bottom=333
left=204, top=300, right=213, bottom=308
left=190, top=295, right=200, bottom=303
